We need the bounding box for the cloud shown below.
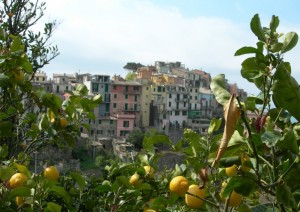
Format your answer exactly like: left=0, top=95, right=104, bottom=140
left=40, top=0, right=300, bottom=95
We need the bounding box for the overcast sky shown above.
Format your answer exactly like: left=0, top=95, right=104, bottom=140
left=40, top=0, right=300, bottom=95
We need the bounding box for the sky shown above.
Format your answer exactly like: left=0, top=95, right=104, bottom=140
left=39, top=0, right=300, bottom=95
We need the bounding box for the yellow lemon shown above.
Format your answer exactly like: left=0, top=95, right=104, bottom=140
left=129, top=173, right=142, bottom=186
left=225, top=164, right=238, bottom=177
left=44, top=166, right=59, bottom=180
left=185, top=184, right=205, bottom=209
left=169, top=176, right=189, bottom=196
left=16, top=196, right=24, bottom=206
left=9, top=173, right=28, bottom=189
left=144, top=166, right=154, bottom=178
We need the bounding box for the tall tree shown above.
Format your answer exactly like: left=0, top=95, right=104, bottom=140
left=123, top=62, right=144, bottom=72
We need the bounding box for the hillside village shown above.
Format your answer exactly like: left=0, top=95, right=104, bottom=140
left=33, top=61, right=247, bottom=165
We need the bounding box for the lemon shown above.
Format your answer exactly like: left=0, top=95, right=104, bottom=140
left=169, top=176, right=189, bottom=196
left=16, top=196, right=24, bottom=206
left=9, top=173, right=28, bottom=189
left=241, top=154, right=252, bottom=172
left=60, top=118, right=68, bottom=129
left=225, top=164, right=238, bottom=177
left=129, top=173, right=141, bottom=186
left=144, top=166, right=154, bottom=178
left=44, top=166, right=59, bottom=180
left=185, top=184, right=205, bottom=209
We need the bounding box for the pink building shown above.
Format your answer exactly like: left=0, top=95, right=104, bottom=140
left=110, top=80, right=142, bottom=138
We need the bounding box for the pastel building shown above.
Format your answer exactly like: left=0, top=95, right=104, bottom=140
left=110, top=79, right=142, bottom=138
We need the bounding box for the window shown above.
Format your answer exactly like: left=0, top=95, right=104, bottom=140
left=97, top=130, right=103, bottom=135
left=56, top=85, right=59, bottom=93
left=182, top=111, right=187, bottom=116
left=92, top=83, right=98, bottom=92
left=113, top=103, right=117, bottom=108
left=195, top=104, right=197, bottom=110
left=184, top=102, right=186, bottom=107
left=134, top=95, right=137, bottom=101
left=134, top=104, right=137, bottom=111
left=176, top=102, right=179, bottom=109
left=110, top=120, right=113, bottom=124
left=158, top=86, right=162, bottom=92
left=146, top=87, right=149, bottom=90
left=120, top=130, right=129, bottom=137
left=125, top=86, right=128, bottom=92
left=169, top=102, right=171, bottom=107
left=190, top=89, right=192, bottom=92
left=133, top=86, right=139, bottom=91
left=113, top=85, right=117, bottom=89
left=175, top=111, right=180, bottom=116
left=195, top=89, right=198, bottom=92
left=125, top=94, right=128, bottom=99
left=169, top=94, right=172, bottom=98
left=123, top=121, right=129, bottom=127
left=66, top=86, right=69, bottom=91
left=98, top=120, right=102, bottom=124
left=124, top=103, right=128, bottom=110
left=195, top=96, right=198, bottom=100
left=114, top=94, right=117, bottom=98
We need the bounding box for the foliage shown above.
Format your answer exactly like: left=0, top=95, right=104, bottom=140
left=123, top=62, right=144, bottom=72
left=125, top=71, right=137, bottom=81
left=0, top=0, right=59, bottom=73
left=126, top=129, right=145, bottom=150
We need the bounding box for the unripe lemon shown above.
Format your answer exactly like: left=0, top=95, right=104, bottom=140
left=144, top=165, right=154, bottom=178
left=9, top=173, right=28, bottom=189
left=225, top=164, right=238, bottom=177
left=16, top=196, right=24, bottom=206
left=185, top=184, right=205, bottom=209
left=129, top=173, right=141, bottom=186
left=44, top=166, right=59, bottom=180
left=169, top=176, right=189, bottom=196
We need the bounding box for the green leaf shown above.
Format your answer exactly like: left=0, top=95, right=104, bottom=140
left=223, top=175, right=258, bottom=197
left=116, top=176, right=131, bottom=188
left=0, top=165, right=15, bottom=181
left=0, top=144, right=8, bottom=159
left=270, top=15, right=279, bottom=33
left=70, top=172, right=86, bottom=191
left=44, top=202, right=62, bottom=212
left=92, top=94, right=102, bottom=104
left=10, top=35, right=23, bottom=52
left=272, top=62, right=300, bottom=121
left=276, top=128, right=298, bottom=154
left=0, top=121, right=13, bottom=137
left=234, top=46, right=257, bottom=56
left=210, top=74, right=231, bottom=105
left=250, top=14, right=266, bottom=42
left=9, top=187, right=31, bottom=199
left=276, top=182, right=297, bottom=208
left=261, top=131, right=281, bottom=148
left=50, top=186, right=72, bottom=205
left=281, top=32, right=298, bottom=53
left=241, top=57, right=264, bottom=83
left=208, top=118, right=222, bottom=135
left=13, top=163, right=31, bottom=178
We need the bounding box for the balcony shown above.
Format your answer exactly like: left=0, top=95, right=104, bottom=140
left=123, top=90, right=141, bottom=95
left=175, top=98, right=188, bottom=102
